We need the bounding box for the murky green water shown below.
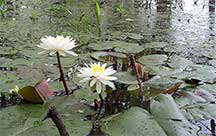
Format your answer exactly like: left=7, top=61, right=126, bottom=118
left=1, top=0, right=216, bottom=92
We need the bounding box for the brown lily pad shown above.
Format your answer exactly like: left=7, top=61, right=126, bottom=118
left=18, top=80, right=54, bottom=104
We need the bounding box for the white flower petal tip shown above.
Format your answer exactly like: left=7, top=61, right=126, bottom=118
left=36, top=35, right=78, bottom=56
left=78, top=62, right=117, bottom=94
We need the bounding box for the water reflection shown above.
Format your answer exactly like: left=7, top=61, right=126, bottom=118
left=208, top=0, right=215, bottom=41
left=119, top=0, right=216, bottom=45
left=168, top=0, right=215, bottom=45
left=155, top=0, right=172, bottom=41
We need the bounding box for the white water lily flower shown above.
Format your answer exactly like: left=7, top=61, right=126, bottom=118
left=37, top=35, right=78, bottom=56
left=78, top=62, right=117, bottom=94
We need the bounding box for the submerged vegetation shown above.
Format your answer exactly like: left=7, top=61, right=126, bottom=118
left=1, top=0, right=216, bottom=136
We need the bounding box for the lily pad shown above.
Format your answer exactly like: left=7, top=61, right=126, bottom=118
left=195, top=83, right=216, bottom=94
left=114, top=71, right=138, bottom=85
left=151, top=94, right=199, bottom=136
left=138, top=54, right=168, bottom=66
left=167, top=55, right=194, bottom=70
left=87, top=41, right=114, bottom=51
left=143, top=42, right=169, bottom=49
left=127, top=76, right=183, bottom=100
left=101, top=107, right=167, bottom=136
left=0, top=95, right=94, bottom=136
left=171, top=65, right=216, bottom=84
left=148, top=66, right=182, bottom=76
left=175, top=94, right=216, bottom=121
left=87, top=40, right=144, bottom=54
left=186, top=70, right=216, bottom=84
left=209, top=59, right=216, bottom=68
left=90, top=51, right=128, bottom=64
left=125, top=33, right=144, bottom=40
left=113, top=41, right=144, bottom=54
left=18, top=80, right=54, bottom=104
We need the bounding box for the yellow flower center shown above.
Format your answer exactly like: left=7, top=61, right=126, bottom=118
left=92, top=65, right=105, bottom=75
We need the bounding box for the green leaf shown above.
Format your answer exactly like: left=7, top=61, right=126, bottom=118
left=167, top=55, right=194, bottom=70
left=114, top=71, right=138, bottom=85
left=101, top=107, right=167, bottom=136
left=91, top=51, right=128, bottom=64
left=151, top=94, right=199, bottom=136
left=95, top=0, right=101, bottom=33
left=127, top=76, right=183, bottom=100
left=87, top=40, right=144, bottom=54
left=0, top=0, right=3, bottom=7
left=0, top=95, right=94, bottom=136
left=138, top=54, right=168, bottom=66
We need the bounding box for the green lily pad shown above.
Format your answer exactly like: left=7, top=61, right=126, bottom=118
left=143, top=42, right=169, bottom=49
left=175, top=94, right=216, bottom=121
left=170, top=65, right=216, bottom=84
left=0, top=72, right=28, bottom=93
left=90, top=51, right=128, bottom=64
left=138, top=54, right=168, bottom=66
left=0, top=95, right=94, bottom=136
left=186, top=70, right=216, bottom=84
left=151, top=94, right=199, bottom=136
left=148, top=66, right=182, bottom=76
left=127, top=76, right=183, bottom=100
left=167, top=55, right=194, bottom=70
left=101, top=107, right=167, bottom=136
left=125, top=33, right=144, bottom=40
left=201, top=49, right=216, bottom=59
left=112, top=41, right=144, bottom=54
left=114, top=71, right=138, bottom=85
left=209, top=60, right=216, bottom=68
left=73, top=88, right=100, bottom=101
left=87, top=41, right=114, bottom=51
left=195, top=83, right=216, bottom=94
left=87, top=40, right=144, bottom=54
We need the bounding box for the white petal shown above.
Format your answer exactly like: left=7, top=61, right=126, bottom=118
left=79, top=77, right=91, bottom=82
left=102, top=63, right=107, bottom=68
left=64, top=41, right=76, bottom=49
left=78, top=68, right=94, bottom=77
left=37, top=35, right=78, bottom=56
left=37, top=44, right=49, bottom=50
left=49, top=51, right=56, bottom=56
left=101, top=76, right=117, bottom=80
left=100, top=79, right=115, bottom=89
left=65, top=50, right=78, bottom=56
left=103, top=66, right=116, bottom=76
left=90, top=78, right=97, bottom=87
left=96, top=81, right=102, bottom=94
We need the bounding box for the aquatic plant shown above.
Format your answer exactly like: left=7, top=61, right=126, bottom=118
left=78, top=62, right=117, bottom=94
left=37, top=35, right=78, bottom=95
left=94, top=0, right=101, bottom=36
left=0, top=0, right=3, bottom=7
left=78, top=62, right=117, bottom=117
left=0, top=0, right=4, bottom=16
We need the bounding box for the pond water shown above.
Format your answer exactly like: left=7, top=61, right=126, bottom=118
left=1, top=0, right=216, bottom=135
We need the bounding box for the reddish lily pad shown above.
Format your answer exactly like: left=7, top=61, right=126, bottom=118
left=18, top=80, right=54, bottom=104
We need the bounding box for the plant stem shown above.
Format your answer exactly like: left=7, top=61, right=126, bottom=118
left=42, top=106, right=69, bottom=136
left=97, top=93, right=104, bottom=119
left=129, top=54, right=143, bottom=97
left=211, top=119, right=216, bottom=136
left=56, top=51, right=70, bottom=95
